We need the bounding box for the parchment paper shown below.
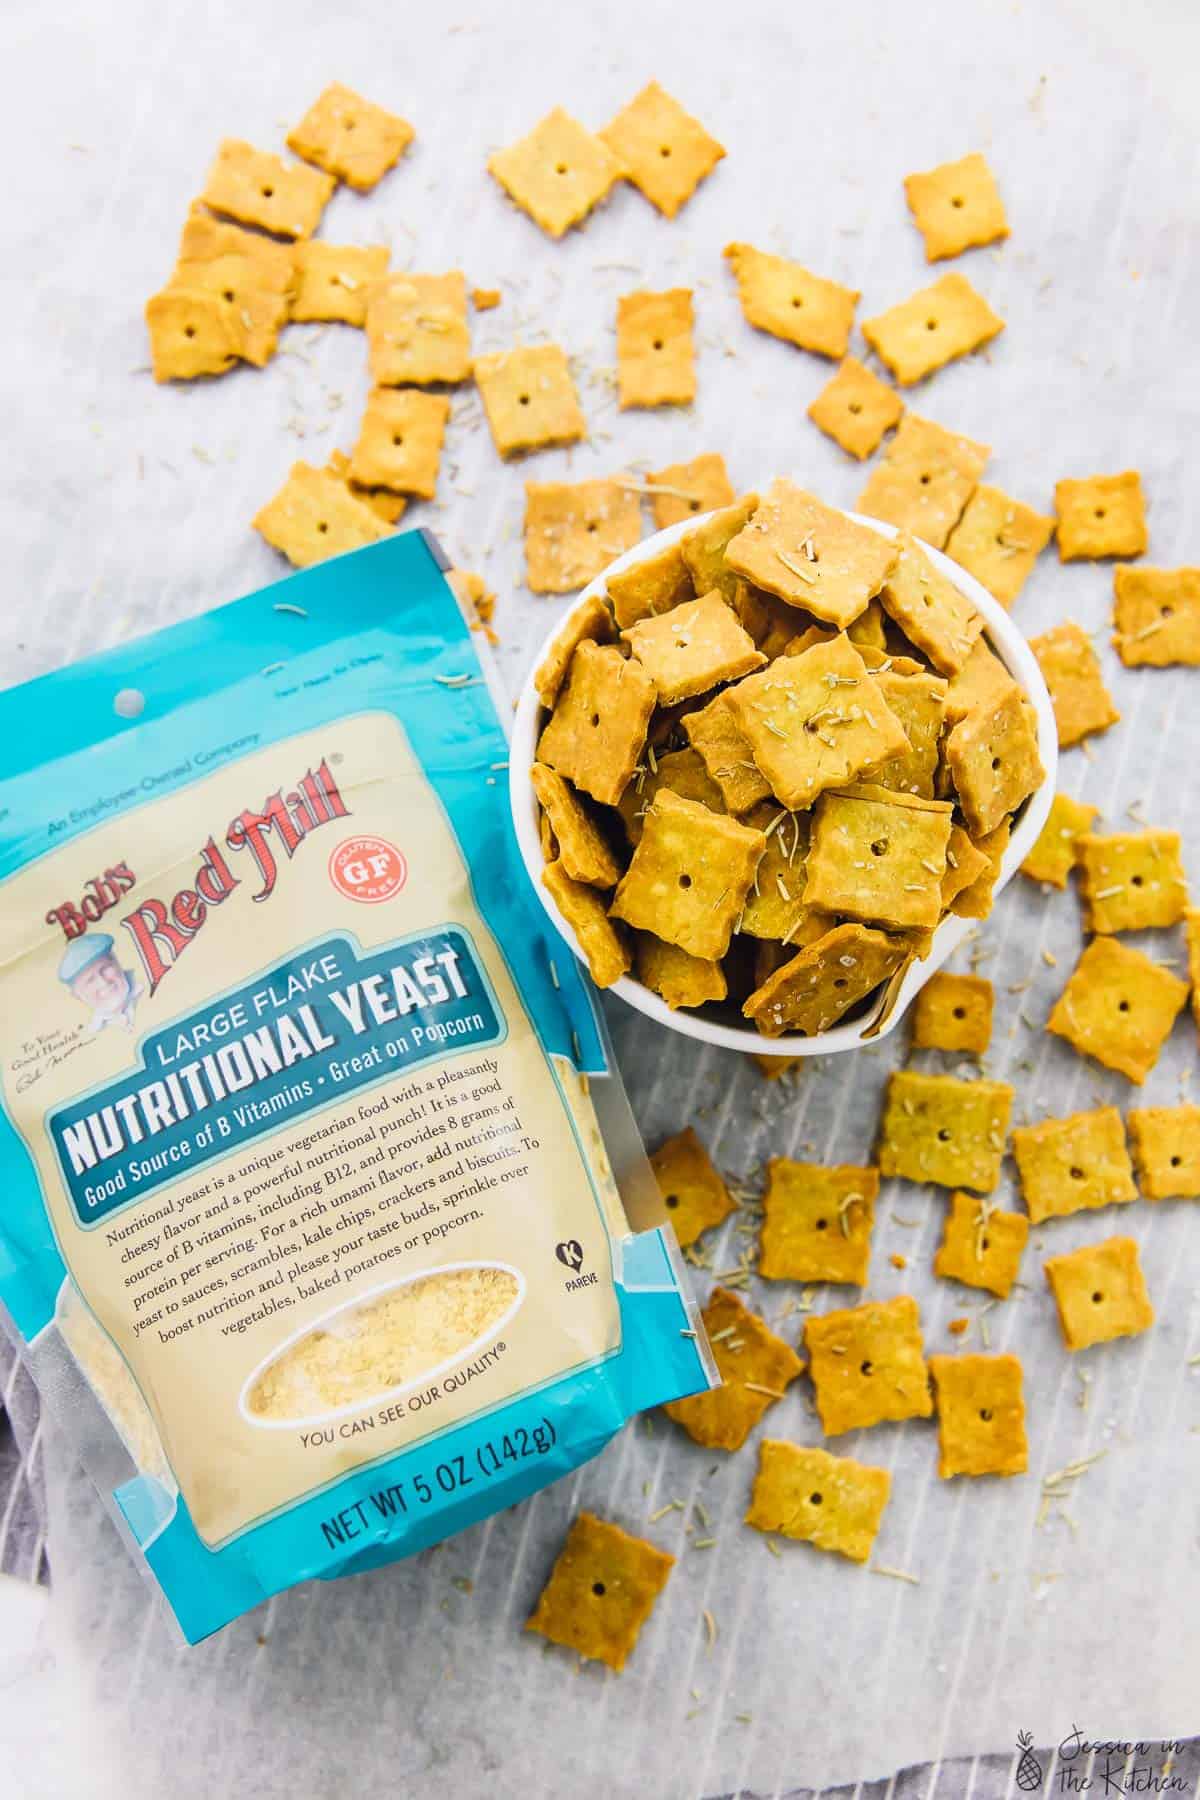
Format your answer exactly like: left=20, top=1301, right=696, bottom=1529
left=2, top=0, right=1198, bottom=1792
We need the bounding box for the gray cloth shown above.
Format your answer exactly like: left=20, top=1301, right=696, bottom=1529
left=0, top=1326, right=48, bottom=1585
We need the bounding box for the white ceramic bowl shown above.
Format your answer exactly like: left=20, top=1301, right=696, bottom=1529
left=510, top=507, right=1057, bottom=1056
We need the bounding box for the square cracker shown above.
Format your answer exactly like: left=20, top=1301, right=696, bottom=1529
left=252, top=461, right=390, bottom=567
left=878, top=1069, right=1013, bottom=1192
left=683, top=692, right=772, bottom=814
left=611, top=791, right=766, bottom=961
left=287, top=82, right=414, bottom=191
left=723, top=242, right=859, bottom=359
left=911, top=971, right=993, bottom=1055
left=325, top=450, right=407, bottom=526
left=475, top=343, right=586, bottom=458
left=1055, top=472, right=1148, bottom=562
left=606, top=542, right=692, bottom=631
left=807, top=356, right=903, bottom=460
left=742, top=921, right=906, bottom=1038
left=943, top=637, right=1017, bottom=725
left=1028, top=620, right=1120, bottom=748
left=649, top=1127, right=735, bottom=1247
left=488, top=108, right=624, bottom=239
left=168, top=233, right=293, bottom=369
left=1012, top=1106, right=1137, bottom=1224
left=804, top=1295, right=933, bottom=1436
left=680, top=492, right=760, bottom=602
left=904, top=152, right=1009, bottom=261
left=1127, top=1104, right=1200, bottom=1200
left=524, top=479, right=643, bottom=594
left=365, top=272, right=472, bottom=386
left=665, top=1288, right=802, bottom=1452
left=531, top=764, right=621, bottom=888
left=759, top=1158, right=879, bottom=1286
left=805, top=787, right=951, bottom=930
left=878, top=531, right=984, bottom=675
left=1019, top=791, right=1099, bottom=887
left=616, top=748, right=726, bottom=847
left=599, top=81, right=725, bottom=218
left=725, top=635, right=910, bottom=811
left=935, top=1191, right=1028, bottom=1299
left=536, top=640, right=655, bottom=805
left=869, top=668, right=947, bottom=798
left=647, top=453, right=735, bottom=529
left=622, top=591, right=764, bottom=703
left=635, top=935, right=727, bottom=1011
left=526, top=1511, right=673, bottom=1671
left=533, top=593, right=616, bottom=708
left=349, top=388, right=450, bottom=499
left=200, top=139, right=334, bottom=240
left=617, top=288, right=696, bottom=409
left=1043, top=1236, right=1154, bottom=1352
left=1046, top=935, right=1188, bottom=1084
left=950, top=817, right=1008, bottom=920
left=542, top=860, right=630, bottom=988
left=145, top=289, right=240, bottom=382
left=290, top=242, right=390, bottom=326
left=929, top=1354, right=1027, bottom=1479
left=737, top=804, right=815, bottom=942
left=857, top=412, right=990, bottom=550
left=945, top=683, right=1045, bottom=836
left=175, top=206, right=297, bottom=285
left=1077, top=829, right=1188, bottom=933
left=862, top=273, right=1004, bottom=386
left=726, top=480, right=897, bottom=626
left=944, top=484, right=1055, bottom=609
left=745, top=1441, right=890, bottom=1562
left=1113, top=565, right=1200, bottom=667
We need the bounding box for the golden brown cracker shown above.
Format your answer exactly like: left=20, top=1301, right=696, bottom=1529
left=252, top=460, right=391, bottom=566
left=903, top=152, right=1009, bottom=261
left=365, top=271, right=472, bottom=386
left=536, top=639, right=655, bottom=805
left=943, top=637, right=1018, bottom=725
left=617, top=288, right=696, bottom=409
left=1127, top=1105, right=1200, bottom=1200
left=911, top=972, right=993, bottom=1055
left=349, top=387, right=450, bottom=499
left=1055, top=472, right=1148, bottom=562
left=680, top=492, right=759, bottom=602
left=877, top=531, right=984, bottom=675
left=606, top=540, right=693, bottom=630
left=635, top=935, right=727, bottom=1011
left=759, top=1159, right=879, bottom=1286
left=950, top=819, right=1009, bottom=920
left=533, top=594, right=616, bottom=708
left=724, top=242, right=859, bottom=359
left=944, top=484, right=1054, bottom=609
left=745, top=1441, right=890, bottom=1562
left=805, top=788, right=951, bottom=931
left=929, top=1354, right=1027, bottom=1479
left=488, top=108, right=624, bottom=239
left=1047, top=935, right=1188, bottom=1084
left=934, top=1192, right=1028, bottom=1299
left=475, top=343, right=587, bottom=458
left=1112, top=565, right=1200, bottom=667
left=530, top=764, right=622, bottom=888
left=1028, top=620, right=1121, bottom=749
left=807, top=356, right=904, bottom=460
left=737, top=804, right=815, bottom=942
left=665, top=1288, right=803, bottom=1452
left=610, top=791, right=766, bottom=961
left=742, top=921, right=905, bottom=1038
left=945, top=683, right=1045, bottom=836
left=525, top=1512, right=674, bottom=1671
left=649, top=1127, right=735, bottom=1247
left=857, top=412, right=990, bottom=550
left=145, top=288, right=240, bottom=382
left=599, top=81, right=725, bottom=218
left=869, top=668, right=947, bottom=798
left=1012, top=1107, right=1137, bottom=1224
left=726, top=481, right=897, bottom=627
left=541, top=860, right=631, bottom=988
left=804, top=1295, right=933, bottom=1436
left=616, top=748, right=726, bottom=847
left=1043, top=1236, right=1154, bottom=1351
left=1019, top=791, right=1099, bottom=887
left=878, top=1069, right=1012, bottom=1192
left=200, top=138, right=334, bottom=239
left=622, top=590, right=764, bottom=703
left=1076, top=829, right=1188, bottom=933
left=646, top=453, right=735, bottom=529
left=862, top=273, right=1004, bottom=385
left=290, top=242, right=390, bottom=326
left=524, top=479, right=642, bottom=595
left=940, top=824, right=991, bottom=910
left=287, top=82, right=414, bottom=191
left=682, top=692, right=772, bottom=814
left=325, top=450, right=409, bottom=527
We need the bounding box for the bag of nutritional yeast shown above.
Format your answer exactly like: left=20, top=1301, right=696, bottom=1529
left=0, top=530, right=713, bottom=1642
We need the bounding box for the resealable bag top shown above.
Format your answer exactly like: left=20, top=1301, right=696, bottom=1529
left=0, top=531, right=713, bottom=1642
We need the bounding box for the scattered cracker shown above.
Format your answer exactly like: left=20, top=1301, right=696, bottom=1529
left=726, top=480, right=897, bottom=627
left=807, top=356, right=904, bottom=461
left=857, top=412, right=990, bottom=549
left=1046, top=936, right=1189, bottom=1085
left=1019, top=791, right=1099, bottom=887
left=911, top=972, right=994, bottom=1055
left=650, top=1127, right=736, bottom=1247
left=1012, top=1107, right=1137, bottom=1224
left=1055, top=472, right=1148, bottom=562
left=646, top=453, right=735, bottom=530
left=804, top=1295, right=933, bottom=1436
left=599, top=81, right=725, bottom=218
left=759, top=1159, right=879, bottom=1286
left=745, top=1441, right=890, bottom=1562
left=531, top=764, right=622, bottom=888
left=878, top=531, right=984, bottom=674
left=636, top=936, right=727, bottom=1011
left=665, top=1288, right=803, bottom=1449
left=1028, top=620, right=1121, bottom=749
left=934, top=1192, right=1028, bottom=1299
left=742, top=921, right=906, bottom=1039
left=488, top=108, right=624, bottom=239
left=365, top=271, right=472, bottom=386
left=878, top=1069, right=1012, bottom=1192
left=200, top=138, right=334, bottom=239
left=349, top=387, right=450, bottom=499
left=536, top=638, right=655, bottom=804
left=930, top=1354, right=1027, bottom=1478
left=611, top=791, right=766, bottom=961
left=167, top=211, right=295, bottom=368
left=862, top=273, right=1004, bottom=386
left=1044, top=1236, right=1154, bottom=1352
left=542, top=860, right=631, bottom=988
left=903, top=152, right=1009, bottom=261
left=475, top=343, right=587, bottom=458
left=1127, top=1105, right=1200, bottom=1200
left=1076, top=829, right=1188, bottom=933
left=326, top=450, right=408, bottom=527
left=533, top=594, right=616, bottom=708
left=291, top=242, right=390, bottom=326
left=617, top=288, right=696, bottom=409
left=1112, top=565, right=1200, bottom=667
left=145, top=289, right=240, bottom=382
left=622, top=591, right=764, bottom=703
left=524, top=478, right=642, bottom=593
left=252, top=460, right=390, bottom=566
left=526, top=1512, right=674, bottom=1671
left=944, top=485, right=1055, bottom=608
left=724, top=242, right=859, bottom=360
left=287, top=82, right=414, bottom=191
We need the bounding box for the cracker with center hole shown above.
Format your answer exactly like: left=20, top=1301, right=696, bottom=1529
left=949, top=818, right=1009, bottom=920
left=877, top=531, right=983, bottom=675
left=862, top=273, right=1004, bottom=386
left=617, top=288, right=696, bottom=409
left=200, top=139, right=334, bottom=239
left=737, top=804, right=814, bottom=942
left=349, top=388, right=450, bottom=499
left=1077, top=829, right=1188, bottom=933
left=1043, top=1236, right=1154, bottom=1352
left=635, top=934, right=727, bottom=1011
left=878, top=1069, right=1012, bottom=1192
left=533, top=594, right=616, bottom=708
left=542, top=860, right=631, bottom=988
left=682, top=691, right=772, bottom=813
left=1055, top=472, right=1148, bottom=562
left=934, top=1192, right=1028, bottom=1299
left=759, top=1159, right=879, bottom=1286
left=680, top=492, right=759, bottom=601
left=807, top=356, right=904, bottom=460
left=536, top=640, right=655, bottom=805
left=291, top=242, right=390, bottom=325
left=911, top=971, right=993, bottom=1054
left=488, top=108, right=624, bottom=239
left=365, top=271, right=472, bottom=386
left=1046, top=936, right=1188, bottom=1084
left=325, top=450, right=408, bottom=525
left=725, top=636, right=910, bottom=811
left=622, top=590, right=764, bottom=703
left=742, top=922, right=906, bottom=1038
left=169, top=223, right=294, bottom=367
left=610, top=791, right=766, bottom=960
left=945, top=683, right=1045, bottom=836
left=1028, top=620, right=1121, bottom=748
left=145, top=289, right=240, bottom=382
left=745, top=1441, right=890, bottom=1561
left=649, top=1126, right=735, bottom=1246
left=804, top=1294, right=933, bottom=1436
left=944, top=484, right=1054, bottom=608
left=943, top=637, right=1018, bottom=724
left=1019, top=791, right=1099, bottom=887
left=726, top=481, right=897, bottom=626
left=526, top=1511, right=674, bottom=1672
left=930, top=1353, right=1027, bottom=1479
left=524, top=478, right=643, bottom=594
left=474, top=343, right=586, bottom=458
left=647, top=452, right=735, bottom=529
left=857, top=412, right=990, bottom=549
left=599, top=80, right=725, bottom=217
left=904, top=152, right=1009, bottom=261
left=530, top=764, right=622, bottom=889
left=665, top=1288, right=802, bottom=1452
left=1127, top=1105, right=1200, bottom=1200
left=287, top=82, right=414, bottom=191
left=606, top=540, right=693, bottom=629
left=1113, top=565, right=1200, bottom=666
left=1012, top=1107, right=1137, bottom=1224
left=252, top=460, right=390, bottom=566
left=805, top=788, right=951, bottom=930
left=940, top=824, right=991, bottom=909
left=868, top=668, right=948, bottom=798
left=724, top=242, right=859, bottom=359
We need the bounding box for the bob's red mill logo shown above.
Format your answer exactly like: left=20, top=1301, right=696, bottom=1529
left=46, top=760, right=349, bottom=993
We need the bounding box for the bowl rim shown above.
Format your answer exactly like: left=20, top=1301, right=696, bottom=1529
left=509, top=504, right=1058, bottom=1056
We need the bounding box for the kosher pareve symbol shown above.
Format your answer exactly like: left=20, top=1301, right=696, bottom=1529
left=555, top=1239, right=584, bottom=1272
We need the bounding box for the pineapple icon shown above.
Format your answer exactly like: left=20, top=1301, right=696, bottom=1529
left=1015, top=1731, right=1043, bottom=1791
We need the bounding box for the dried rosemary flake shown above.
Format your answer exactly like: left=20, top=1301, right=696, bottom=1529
left=871, top=1564, right=921, bottom=1586
left=703, top=1608, right=719, bottom=1650
left=273, top=602, right=309, bottom=618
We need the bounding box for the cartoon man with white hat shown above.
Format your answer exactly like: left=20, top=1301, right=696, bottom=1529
left=58, top=934, right=143, bottom=1033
